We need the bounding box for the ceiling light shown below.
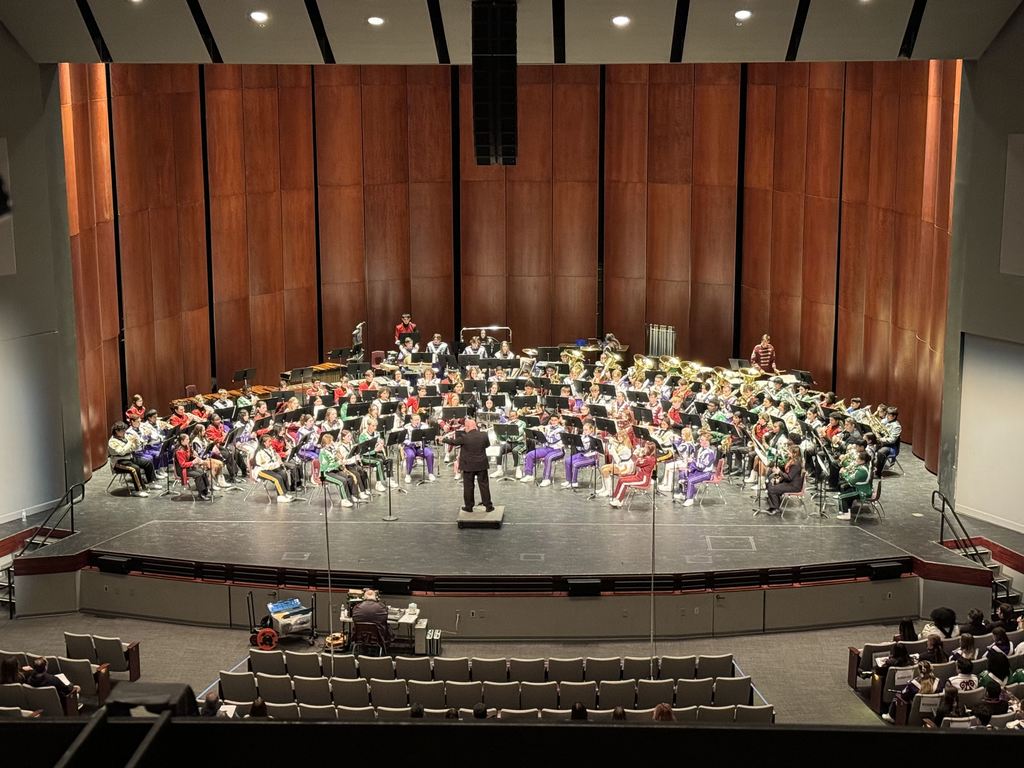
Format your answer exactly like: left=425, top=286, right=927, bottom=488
left=734, top=10, right=752, bottom=21
left=249, top=10, right=270, bottom=25
left=367, top=16, right=385, bottom=26
left=611, top=16, right=631, bottom=28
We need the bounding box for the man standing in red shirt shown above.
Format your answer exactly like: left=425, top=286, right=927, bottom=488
left=394, top=312, right=416, bottom=347
left=750, top=334, right=779, bottom=373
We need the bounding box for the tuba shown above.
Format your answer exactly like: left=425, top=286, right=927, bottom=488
left=630, top=354, right=654, bottom=389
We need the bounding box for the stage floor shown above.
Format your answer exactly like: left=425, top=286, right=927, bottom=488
left=13, top=451, right=1008, bottom=582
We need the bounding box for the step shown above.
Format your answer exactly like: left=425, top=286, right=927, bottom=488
left=1001, top=590, right=1022, bottom=606
left=963, top=547, right=992, bottom=565
left=987, top=562, right=1003, bottom=575
left=995, top=576, right=1014, bottom=591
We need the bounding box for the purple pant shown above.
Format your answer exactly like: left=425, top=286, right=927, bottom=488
left=137, top=445, right=165, bottom=469
left=684, top=471, right=713, bottom=500
left=566, top=453, right=597, bottom=484
left=404, top=444, right=435, bottom=474
left=523, top=446, right=564, bottom=479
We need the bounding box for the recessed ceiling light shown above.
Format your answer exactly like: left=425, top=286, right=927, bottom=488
left=611, top=15, right=631, bottom=28
left=249, top=10, right=270, bottom=25
left=367, top=16, right=385, bottom=26
left=734, top=10, right=752, bottom=21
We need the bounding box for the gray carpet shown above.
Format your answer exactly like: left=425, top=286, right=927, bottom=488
left=0, top=611, right=887, bottom=726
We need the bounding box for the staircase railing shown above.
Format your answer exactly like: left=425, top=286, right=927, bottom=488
left=17, top=482, right=85, bottom=557
left=932, top=490, right=1007, bottom=604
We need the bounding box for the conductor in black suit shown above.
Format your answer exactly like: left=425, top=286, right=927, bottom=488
left=443, top=418, right=494, bottom=512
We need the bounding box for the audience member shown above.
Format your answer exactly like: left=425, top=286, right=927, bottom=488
left=972, top=704, right=994, bottom=729
left=985, top=627, right=1015, bottom=658
left=410, top=703, right=424, bottom=719
left=877, top=642, right=912, bottom=672
left=932, top=685, right=966, bottom=726
left=27, top=657, right=79, bottom=709
left=570, top=702, right=588, bottom=721
left=472, top=703, right=489, bottom=720
left=652, top=703, right=675, bottom=722
left=444, top=708, right=459, bottom=720
left=882, top=661, right=937, bottom=723
left=947, top=658, right=979, bottom=692
left=247, top=697, right=268, bottom=718
left=959, top=608, right=990, bottom=637
left=981, top=680, right=1011, bottom=716
left=897, top=619, right=918, bottom=642
left=1, top=656, right=25, bottom=685
left=920, top=635, right=948, bottom=664
left=979, top=651, right=1011, bottom=689
left=993, top=603, right=1022, bottom=632
left=921, top=607, right=959, bottom=640
left=612, top=706, right=627, bottom=721
left=950, top=633, right=977, bottom=662
left=199, top=692, right=221, bottom=717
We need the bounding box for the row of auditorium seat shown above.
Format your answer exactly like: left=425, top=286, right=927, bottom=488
left=246, top=649, right=735, bottom=682
left=219, top=672, right=757, bottom=710
left=1, top=632, right=140, bottom=683
left=849, top=629, right=1024, bottom=682
left=894, top=682, right=1024, bottom=727
left=216, top=702, right=775, bottom=723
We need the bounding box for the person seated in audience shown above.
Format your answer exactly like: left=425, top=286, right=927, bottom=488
left=200, top=692, right=221, bottom=717
left=27, top=657, right=79, bottom=708
left=921, top=607, right=959, bottom=640
left=950, top=633, right=978, bottom=662
left=920, top=634, right=948, bottom=664
left=960, top=608, right=991, bottom=637
left=979, top=650, right=1012, bottom=689
left=980, top=680, right=1012, bottom=716
left=652, top=703, right=675, bottom=722
left=351, top=588, right=392, bottom=642
left=993, top=603, right=1023, bottom=632
left=932, top=685, right=966, bottom=727
left=472, top=703, right=490, bottom=720
left=1, top=656, right=25, bottom=684
left=897, top=618, right=919, bottom=642
left=985, top=627, right=1015, bottom=658
left=570, top=702, right=588, bottom=721
left=410, top=703, right=424, bottom=719
left=877, top=642, right=912, bottom=672
left=972, top=703, right=995, bottom=729
left=882, top=660, right=937, bottom=723
left=247, top=697, right=268, bottom=718
left=612, top=706, right=627, bottom=721
left=948, top=658, right=979, bottom=692
left=444, top=708, right=459, bottom=720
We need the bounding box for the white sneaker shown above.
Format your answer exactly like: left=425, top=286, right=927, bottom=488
left=560, top=481, right=572, bottom=488
left=375, top=481, right=386, bottom=492
left=745, top=471, right=758, bottom=484
left=217, top=476, right=229, bottom=488
left=881, top=713, right=893, bottom=724
left=340, top=499, right=354, bottom=508
left=682, top=498, right=694, bottom=507
left=519, top=475, right=533, bottom=483
left=514, top=468, right=524, bottom=479
left=596, top=487, right=609, bottom=497
left=489, top=468, right=503, bottom=478
left=130, top=490, right=149, bottom=498
left=673, top=493, right=685, bottom=502
left=453, top=473, right=461, bottom=481
left=539, top=479, right=551, bottom=488
left=609, top=498, right=622, bottom=508
left=276, top=495, right=293, bottom=504
left=155, top=470, right=167, bottom=479
left=836, top=512, right=851, bottom=520
left=389, top=479, right=399, bottom=489
left=360, top=491, right=370, bottom=499
left=569, top=483, right=579, bottom=489
left=147, top=482, right=162, bottom=490
left=404, top=474, right=412, bottom=483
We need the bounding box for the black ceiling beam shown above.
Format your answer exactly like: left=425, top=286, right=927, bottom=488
left=186, top=0, right=222, bottom=64
left=669, top=0, right=690, bottom=63
left=899, top=0, right=928, bottom=59
left=303, top=0, right=335, bottom=64
left=75, top=0, right=112, bottom=62
left=427, top=0, right=451, bottom=65
left=552, top=0, right=566, bottom=63
left=785, top=0, right=811, bottom=62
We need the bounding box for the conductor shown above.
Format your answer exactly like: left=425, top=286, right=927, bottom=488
left=443, top=418, right=494, bottom=512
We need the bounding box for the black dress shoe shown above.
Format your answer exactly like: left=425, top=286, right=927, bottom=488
left=199, top=492, right=212, bottom=501
left=461, top=506, right=474, bottom=512
left=484, top=506, right=495, bottom=513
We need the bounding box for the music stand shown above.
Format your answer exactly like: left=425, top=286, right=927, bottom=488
left=384, top=429, right=408, bottom=499
left=513, top=395, right=538, bottom=412
left=492, top=423, right=522, bottom=482
left=633, top=406, right=654, bottom=425
left=588, top=404, right=608, bottom=418
left=560, top=431, right=584, bottom=493
left=599, top=384, right=617, bottom=399
left=409, top=426, right=437, bottom=486
left=545, top=395, right=570, bottom=412
left=595, top=416, right=618, bottom=435
left=627, top=389, right=648, bottom=405
left=233, top=368, right=256, bottom=387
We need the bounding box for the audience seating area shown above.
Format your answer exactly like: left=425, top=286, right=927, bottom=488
left=847, top=629, right=1024, bottom=727
left=214, top=650, right=773, bottom=723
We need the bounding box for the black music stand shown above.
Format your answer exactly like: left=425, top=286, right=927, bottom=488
left=156, top=430, right=182, bottom=497
left=233, top=367, right=256, bottom=387
left=409, top=426, right=437, bottom=486
left=492, top=423, right=522, bottom=482
left=384, top=429, right=408, bottom=499
left=595, top=416, right=618, bottom=435
left=560, top=431, right=584, bottom=493
left=588, top=404, right=608, bottom=418
left=545, top=395, right=570, bottom=412
left=633, top=406, right=654, bottom=425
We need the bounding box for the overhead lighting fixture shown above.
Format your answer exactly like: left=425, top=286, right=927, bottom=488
left=611, top=15, right=631, bottom=28
left=734, top=10, right=753, bottom=21
left=249, top=10, right=270, bottom=25
left=367, top=16, right=385, bottom=26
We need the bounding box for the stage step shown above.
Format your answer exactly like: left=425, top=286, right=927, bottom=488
left=963, top=547, right=992, bottom=564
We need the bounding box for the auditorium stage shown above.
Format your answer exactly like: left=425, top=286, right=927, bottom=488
left=12, top=452, right=997, bottom=592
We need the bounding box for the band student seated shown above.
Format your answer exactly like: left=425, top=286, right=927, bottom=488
left=609, top=442, right=656, bottom=508
left=677, top=433, right=718, bottom=507
left=126, top=412, right=166, bottom=478
left=491, top=408, right=527, bottom=479
left=874, top=407, right=903, bottom=478
left=174, top=432, right=213, bottom=501
left=252, top=433, right=293, bottom=504
left=317, top=432, right=357, bottom=507
left=108, top=421, right=160, bottom=497
left=836, top=450, right=872, bottom=521
left=394, top=312, right=416, bottom=348
left=765, top=445, right=804, bottom=515
left=563, top=420, right=601, bottom=489
left=402, top=412, right=436, bottom=483
left=750, top=333, right=779, bottom=373
left=521, top=413, right=565, bottom=487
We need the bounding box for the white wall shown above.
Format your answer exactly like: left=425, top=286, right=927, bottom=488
left=0, top=24, right=82, bottom=523
left=956, top=333, right=1024, bottom=532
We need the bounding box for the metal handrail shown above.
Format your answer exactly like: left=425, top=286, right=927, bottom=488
left=17, top=482, right=85, bottom=556
left=932, top=490, right=1003, bottom=601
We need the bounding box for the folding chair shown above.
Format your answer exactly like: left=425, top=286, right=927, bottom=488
left=637, top=678, right=675, bottom=709
left=559, top=681, right=597, bottom=708
left=256, top=673, right=294, bottom=704
left=853, top=480, right=886, bottom=523
left=696, top=459, right=727, bottom=507
left=330, top=678, right=370, bottom=707
left=509, top=658, right=546, bottom=683
left=284, top=652, right=322, bottom=678
left=598, top=680, right=636, bottom=709
left=432, top=657, right=470, bottom=682
left=584, top=657, right=622, bottom=683
left=408, top=680, right=446, bottom=709
left=779, top=479, right=808, bottom=518
left=482, top=682, right=520, bottom=710
left=369, top=678, right=408, bottom=708
left=697, top=704, right=736, bottom=723
left=471, top=657, right=509, bottom=683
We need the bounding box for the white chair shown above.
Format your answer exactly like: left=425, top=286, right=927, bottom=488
left=337, top=705, right=376, bottom=720
left=249, top=649, right=286, bottom=676
left=697, top=704, right=736, bottom=723
left=298, top=703, right=337, bottom=719
left=376, top=706, right=411, bottom=720
left=293, top=676, right=332, bottom=706
left=219, top=671, right=257, bottom=702
left=63, top=633, right=97, bottom=663
left=58, top=657, right=106, bottom=705
left=331, top=678, right=370, bottom=707
left=93, top=636, right=139, bottom=680
left=255, top=673, right=294, bottom=704
left=266, top=702, right=300, bottom=720
left=284, top=652, right=321, bottom=678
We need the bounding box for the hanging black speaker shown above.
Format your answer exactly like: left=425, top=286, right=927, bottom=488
left=472, top=0, right=517, bottom=165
